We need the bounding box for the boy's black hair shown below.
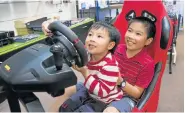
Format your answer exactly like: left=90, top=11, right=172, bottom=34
left=88, top=21, right=120, bottom=53
left=128, top=17, right=156, bottom=39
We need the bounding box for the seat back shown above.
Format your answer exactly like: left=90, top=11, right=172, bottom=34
left=113, top=0, right=173, bottom=111
left=114, top=0, right=173, bottom=63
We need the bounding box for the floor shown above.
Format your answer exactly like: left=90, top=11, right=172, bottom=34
left=0, top=30, right=184, bottom=112
left=157, top=30, right=184, bottom=112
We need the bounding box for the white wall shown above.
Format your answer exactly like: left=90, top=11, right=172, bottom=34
left=163, top=0, right=184, bottom=16
left=0, top=1, right=77, bottom=35
left=176, top=0, right=184, bottom=16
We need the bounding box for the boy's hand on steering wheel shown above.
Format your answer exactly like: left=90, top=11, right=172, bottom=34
left=42, top=20, right=53, bottom=37
left=72, top=64, right=89, bottom=79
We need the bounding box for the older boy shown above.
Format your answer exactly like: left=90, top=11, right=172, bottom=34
left=104, top=17, right=156, bottom=112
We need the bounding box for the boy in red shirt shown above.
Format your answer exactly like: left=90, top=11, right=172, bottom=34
left=104, top=17, right=156, bottom=112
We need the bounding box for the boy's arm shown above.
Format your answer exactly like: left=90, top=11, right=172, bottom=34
left=119, top=62, right=155, bottom=99
left=84, top=63, right=119, bottom=97
left=120, top=80, right=145, bottom=99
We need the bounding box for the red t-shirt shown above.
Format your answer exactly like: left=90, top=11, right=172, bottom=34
left=114, top=44, right=155, bottom=88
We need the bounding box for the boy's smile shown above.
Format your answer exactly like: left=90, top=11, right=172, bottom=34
left=126, top=39, right=136, bottom=46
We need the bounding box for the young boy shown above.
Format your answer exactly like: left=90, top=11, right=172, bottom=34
left=58, top=21, right=122, bottom=112
left=103, top=17, right=156, bottom=112
left=42, top=21, right=122, bottom=111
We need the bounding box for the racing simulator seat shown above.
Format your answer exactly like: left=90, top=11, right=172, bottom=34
left=113, top=0, right=173, bottom=112
left=0, top=21, right=88, bottom=112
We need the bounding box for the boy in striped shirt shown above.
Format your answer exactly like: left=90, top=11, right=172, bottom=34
left=59, top=21, right=122, bottom=112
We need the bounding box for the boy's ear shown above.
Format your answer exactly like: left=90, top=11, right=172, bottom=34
left=145, top=38, right=153, bottom=46
left=108, top=41, right=116, bottom=50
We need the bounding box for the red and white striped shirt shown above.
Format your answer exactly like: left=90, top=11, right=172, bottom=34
left=84, top=53, right=123, bottom=103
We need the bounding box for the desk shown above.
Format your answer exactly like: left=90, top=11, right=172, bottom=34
left=0, top=18, right=94, bottom=61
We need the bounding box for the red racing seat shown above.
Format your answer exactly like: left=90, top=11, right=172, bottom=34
left=113, top=0, right=173, bottom=112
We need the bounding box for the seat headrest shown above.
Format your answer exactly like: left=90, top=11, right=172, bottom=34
left=114, top=1, right=173, bottom=62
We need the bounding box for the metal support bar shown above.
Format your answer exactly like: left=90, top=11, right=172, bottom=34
left=95, top=0, right=99, bottom=21
left=18, top=92, right=45, bottom=112
left=7, top=89, right=21, bottom=112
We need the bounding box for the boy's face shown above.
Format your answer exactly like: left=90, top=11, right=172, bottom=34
left=125, top=22, right=153, bottom=51
left=85, top=28, right=115, bottom=55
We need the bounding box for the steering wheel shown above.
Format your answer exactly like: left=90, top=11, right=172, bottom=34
left=48, top=21, right=88, bottom=67
left=0, top=21, right=89, bottom=112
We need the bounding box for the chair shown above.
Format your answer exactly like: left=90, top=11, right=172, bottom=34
left=113, top=0, right=173, bottom=112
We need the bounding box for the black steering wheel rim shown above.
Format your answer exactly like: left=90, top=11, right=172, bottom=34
left=48, top=21, right=88, bottom=67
